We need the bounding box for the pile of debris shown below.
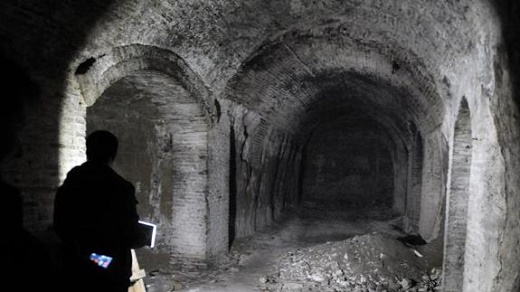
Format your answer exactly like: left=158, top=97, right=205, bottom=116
left=259, top=232, right=442, bottom=291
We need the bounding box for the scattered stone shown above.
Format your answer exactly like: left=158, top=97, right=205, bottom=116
left=228, top=267, right=239, bottom=273
left=283, top=282, right=304, bottom=290
left=399, top=278, right=414, bottom=289
left=309, top=273, right=325, bottom=282
left=171, top=281, right=183, bottom=290
left=260, top=232, right=442, bottom=292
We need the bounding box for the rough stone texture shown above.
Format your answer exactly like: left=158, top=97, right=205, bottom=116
left=406, top=130, right=424, bottom=234
left=265, top=233, right=441, bottom=292
left=418, top=132, right=449, bottom=242
left=0, top=0, right=519, bottom=290
left=228, top=103, right=302, bottom=239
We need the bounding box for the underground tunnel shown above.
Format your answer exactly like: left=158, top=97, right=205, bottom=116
left=88, top=60, right=442, bottom=290
left=1, top=0, right=520, bottom=291
left=77, top=40, right=445, bottom=290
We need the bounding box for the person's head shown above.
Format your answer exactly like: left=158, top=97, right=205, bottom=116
left=86, top=130, right=118, bottom=165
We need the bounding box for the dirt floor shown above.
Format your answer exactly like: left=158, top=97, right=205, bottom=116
left=142, top=203, right=443, bottom=292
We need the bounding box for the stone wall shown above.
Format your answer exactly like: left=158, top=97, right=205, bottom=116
left=228, top=103, right=302, bottom=239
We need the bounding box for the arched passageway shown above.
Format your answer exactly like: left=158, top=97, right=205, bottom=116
left=223, top=36, right=446, bottom=246
left=87, top=70, right=210, bottom=270
left=64, top=44, right=224, bottom=270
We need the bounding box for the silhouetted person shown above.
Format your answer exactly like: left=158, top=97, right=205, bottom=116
left=53, top=130, right=147, bottom=292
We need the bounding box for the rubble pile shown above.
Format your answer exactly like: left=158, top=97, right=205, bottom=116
left=260, top=232, right=442, bottom=291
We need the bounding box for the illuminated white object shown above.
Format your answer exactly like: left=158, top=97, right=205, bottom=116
left=138, top=220, right=157, bottom=248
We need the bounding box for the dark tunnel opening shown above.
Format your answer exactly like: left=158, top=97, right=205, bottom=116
left=283, top=72, right=430, bottom=240
left=300, top=117, right=395, bottom=213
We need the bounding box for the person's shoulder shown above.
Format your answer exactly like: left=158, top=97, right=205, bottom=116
left=59, top=164, right=87, bottom=184
left=119, top=176, right=134, bottom=191
left=65, top=163, right=87, bottom=177
left=109, top=169, right=134, bottom=190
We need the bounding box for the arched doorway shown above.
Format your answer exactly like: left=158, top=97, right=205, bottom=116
left=69, top=44, right=221, bottom=269
left=86, top=70, right=209, bottom=269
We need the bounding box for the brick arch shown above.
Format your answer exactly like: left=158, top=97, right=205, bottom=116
left=62, top=44, right=222, bottom=267
left=226, top=28, right=445, bottom=134
left=74, top=44, right=216, bottom=124
left=222, top=32, right=447, bottom=240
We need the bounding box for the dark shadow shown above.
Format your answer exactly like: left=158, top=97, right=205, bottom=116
left=229, top=123, right=237, bottom=249
left=0, top=53, right=55, bottom=291
left=0, top=0, right=119, bottom=232
left=296, top=132, right=311, bottom=206
left=490, top=0, right=520, bottom=110
left=485, top=3, right=520, bottom=290
left=397, top=234, right=427, bottom=247
left=0, top=179, right=57, bottom=291
left=0, top=53, right=39, bottom=154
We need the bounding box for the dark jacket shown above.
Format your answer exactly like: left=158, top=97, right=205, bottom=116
left=53, top=161, right=146, bottom=290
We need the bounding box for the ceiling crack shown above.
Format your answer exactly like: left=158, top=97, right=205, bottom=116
left=282, top=42, right=315, bottom=77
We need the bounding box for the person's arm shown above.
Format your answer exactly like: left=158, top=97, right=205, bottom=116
left=53, top=183, right=69, bottom=237
left=122, top=183, right=148, bottom=249
left=53, top=167, right=80, bottom=238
